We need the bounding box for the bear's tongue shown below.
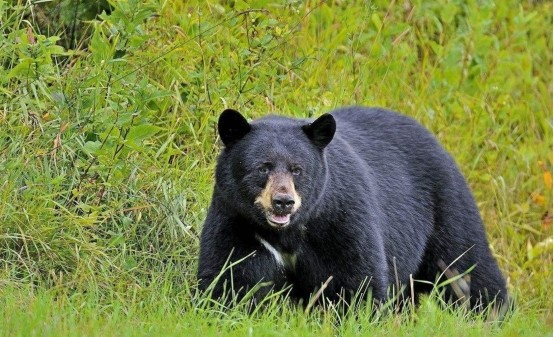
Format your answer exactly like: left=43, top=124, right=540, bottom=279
left=270, top=213, right=290, bottom=224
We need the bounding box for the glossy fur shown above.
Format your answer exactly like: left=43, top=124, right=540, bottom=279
left=197, top=106, right=507, bottom=310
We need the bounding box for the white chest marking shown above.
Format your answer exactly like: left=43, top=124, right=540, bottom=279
left=255, top=235, right=284, bottom=267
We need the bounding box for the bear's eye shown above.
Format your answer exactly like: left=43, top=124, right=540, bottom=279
left=291, top=166, right=302, bottom=176
left=258, top=165, right=270, bottom=175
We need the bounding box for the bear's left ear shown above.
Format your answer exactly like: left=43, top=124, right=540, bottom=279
left=302, top=113, right=336, bottom=150
left=218, top=109, right=251, bottom=147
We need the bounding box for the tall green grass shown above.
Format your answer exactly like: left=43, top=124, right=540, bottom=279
left=0, top=0, right=551, bottom=335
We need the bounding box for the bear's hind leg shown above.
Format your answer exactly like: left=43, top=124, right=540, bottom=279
left=421, top=177, right=508, bottom=312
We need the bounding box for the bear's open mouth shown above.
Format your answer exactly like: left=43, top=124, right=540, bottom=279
left=267, top=212, right=291, bottom=227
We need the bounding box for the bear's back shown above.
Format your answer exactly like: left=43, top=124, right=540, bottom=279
left=331, top=107, right=440, bottom=154
left=329, top=106, right=455, bottom=183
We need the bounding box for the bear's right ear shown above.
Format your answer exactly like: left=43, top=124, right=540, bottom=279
left=302, top=113, right=336, bottom=150
left=218, top=109, right=251, bottom=147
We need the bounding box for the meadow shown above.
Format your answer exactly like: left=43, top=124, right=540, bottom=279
left=0, top=0, right=552, bottom=335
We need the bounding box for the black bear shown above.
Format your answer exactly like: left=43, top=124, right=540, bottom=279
left=197, top=106, right=508, bottom=311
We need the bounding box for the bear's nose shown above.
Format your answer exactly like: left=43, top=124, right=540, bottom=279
left=272, top=193, right=295, bottom=214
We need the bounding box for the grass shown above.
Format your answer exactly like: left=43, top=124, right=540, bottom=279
left=0, top=0, right=552, bottom=335
left=0, top=284, right=551, bottom=336
left=0, top=283, right=548, bottom=337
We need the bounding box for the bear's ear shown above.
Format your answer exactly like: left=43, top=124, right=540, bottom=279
left=302, top=113, right=336, bottom=150
left=218, top=109, right=251, bottom=147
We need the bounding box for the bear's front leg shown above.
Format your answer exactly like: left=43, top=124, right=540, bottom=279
left=291, top=209, right=390, bottom=305
left=198, top=243, right=287, bottom=304
left=197, top=213, right=287, bottom=303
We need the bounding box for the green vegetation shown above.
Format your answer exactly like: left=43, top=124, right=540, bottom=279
left=0, top=0, right=551, bottom=335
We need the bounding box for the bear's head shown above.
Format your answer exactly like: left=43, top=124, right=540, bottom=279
left=215, top=109, right=336, bottom=230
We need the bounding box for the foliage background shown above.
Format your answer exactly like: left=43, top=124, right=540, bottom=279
left=0, top=0, right=552, bottom=335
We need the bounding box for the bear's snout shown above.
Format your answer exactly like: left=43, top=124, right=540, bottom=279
left=272, top=193, right=295, bottom=215
left=254, top=172, right=302, bottom=228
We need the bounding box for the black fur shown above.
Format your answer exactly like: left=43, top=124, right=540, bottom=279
left=197, top=106, right=508, bottom=310
left=218, top=109, right=251, bottom=146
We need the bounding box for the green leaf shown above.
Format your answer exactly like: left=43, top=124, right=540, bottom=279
left=83, top=140, right=103, bottom=155
left=126, top=124, right=162, bottom=143
left=6, top=58, right=33, bottom=79
left=371, top=13, right=382, bottom=30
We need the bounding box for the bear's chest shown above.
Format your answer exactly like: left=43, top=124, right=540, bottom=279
left=255, top=234, right=298, bottom=272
